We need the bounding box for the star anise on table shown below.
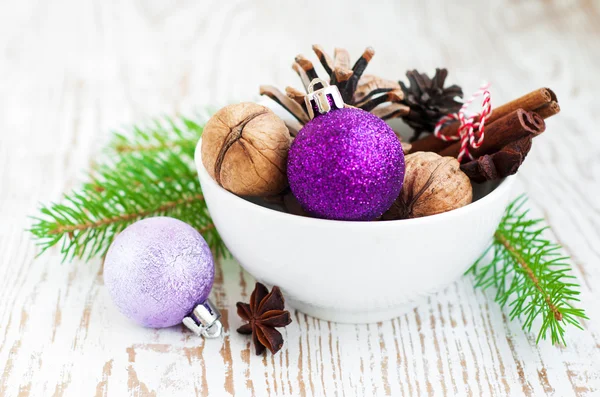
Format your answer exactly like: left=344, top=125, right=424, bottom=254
left=236, top=282, right=292, bottom=355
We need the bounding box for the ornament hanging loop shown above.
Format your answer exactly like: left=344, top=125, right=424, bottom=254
left=182, top=299, right=223, bottom=339
left=305, top=78, right=345, bottom=119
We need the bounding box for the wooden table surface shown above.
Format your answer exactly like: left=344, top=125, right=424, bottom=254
left=1, top=0, right=599, bottom=396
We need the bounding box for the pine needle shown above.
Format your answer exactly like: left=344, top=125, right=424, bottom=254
left=108, top=117, right=202, bottom=158
left=29, top=116, right=228, bottom=261
left=467, top=195, right=587, bottom=345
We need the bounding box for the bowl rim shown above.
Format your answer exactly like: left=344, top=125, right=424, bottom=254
left=196, top=140, right=515, bottom=228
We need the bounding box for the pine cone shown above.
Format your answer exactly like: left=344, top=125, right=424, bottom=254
left=260, top=46, right=409, bottom=132
left=400, top=69, right=463, bottom=141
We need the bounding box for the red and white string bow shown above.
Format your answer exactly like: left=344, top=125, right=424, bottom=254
left=433, top=83, right=492, bottom=162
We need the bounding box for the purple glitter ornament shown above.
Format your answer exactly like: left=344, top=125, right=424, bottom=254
left=287, top=80, right=405, bottom=221
left=104, top=217, right=222, bottom=336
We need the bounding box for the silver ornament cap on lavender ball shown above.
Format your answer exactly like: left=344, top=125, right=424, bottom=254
left=182, top=299, right=222, bottom=338
left=103, top=216, right=223, bottom=338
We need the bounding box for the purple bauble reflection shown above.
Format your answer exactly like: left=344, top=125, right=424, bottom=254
left=104, top=217, right=215, bottom=328
left=287, top=108, right=405, bottom=221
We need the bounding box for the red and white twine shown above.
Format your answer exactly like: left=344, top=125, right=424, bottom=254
left=433, top=83, right=492, bottom=162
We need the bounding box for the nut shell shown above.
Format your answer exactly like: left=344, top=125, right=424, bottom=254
left=201, top=103, right=291, bottom=196
left=384, top=152, right=472, bottom=219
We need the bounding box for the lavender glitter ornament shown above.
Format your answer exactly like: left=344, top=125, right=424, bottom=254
left=104, top=217, right=222, bottom=337
left=287, top=79, right=405, bottom=221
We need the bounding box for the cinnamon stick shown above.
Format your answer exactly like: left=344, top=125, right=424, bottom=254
left=406, top=120, right=454, bottom=153
left=534, top=101, right=560, bottom=118
left=442, top=88, right=554, bottom=138
left=409, top=88, right=556, bottom=154
left=439, top=109, right=544, bottom=159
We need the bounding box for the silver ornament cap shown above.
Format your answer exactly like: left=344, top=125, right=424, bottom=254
left=182, top=298, right=223, bottom=338
left=305, top=78, right=345, bottom=119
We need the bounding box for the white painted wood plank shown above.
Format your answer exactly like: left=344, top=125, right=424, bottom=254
left=1, top=0, right=599, bottom=396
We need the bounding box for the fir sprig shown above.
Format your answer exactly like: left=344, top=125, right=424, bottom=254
left=108, top=116, right=205, bottom=157
left=29, top=116, right=228, bottom=261
left=468, top=196, right=587, bottom=345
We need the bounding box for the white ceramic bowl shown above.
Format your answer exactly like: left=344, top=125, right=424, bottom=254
left=195, top=135, right=514, bottom=323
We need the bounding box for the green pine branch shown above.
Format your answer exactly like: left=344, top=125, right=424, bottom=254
left=468, top=196, right=587, bottom=345
left=29, top=116, right=228, bottom=261
left=108, top=116, right=204, bottom=158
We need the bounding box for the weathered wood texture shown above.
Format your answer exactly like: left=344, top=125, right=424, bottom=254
left=1, top=0, right=599, bottom=395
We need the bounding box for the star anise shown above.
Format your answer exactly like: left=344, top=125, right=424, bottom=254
left=460, top=136, right=533, bottom=183
left=260, top=45, right=409, bottom=133
left=399, top=68, right=463, bottom=141
left=236, top=282, right=292, bottom=355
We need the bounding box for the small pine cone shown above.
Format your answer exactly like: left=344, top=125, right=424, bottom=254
left=400, top=68, right=463, bottom=141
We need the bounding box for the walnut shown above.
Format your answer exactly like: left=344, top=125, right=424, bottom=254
left=383, top=152, right=472, bottom=219
left=201, top=103, right=291, bottom=196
